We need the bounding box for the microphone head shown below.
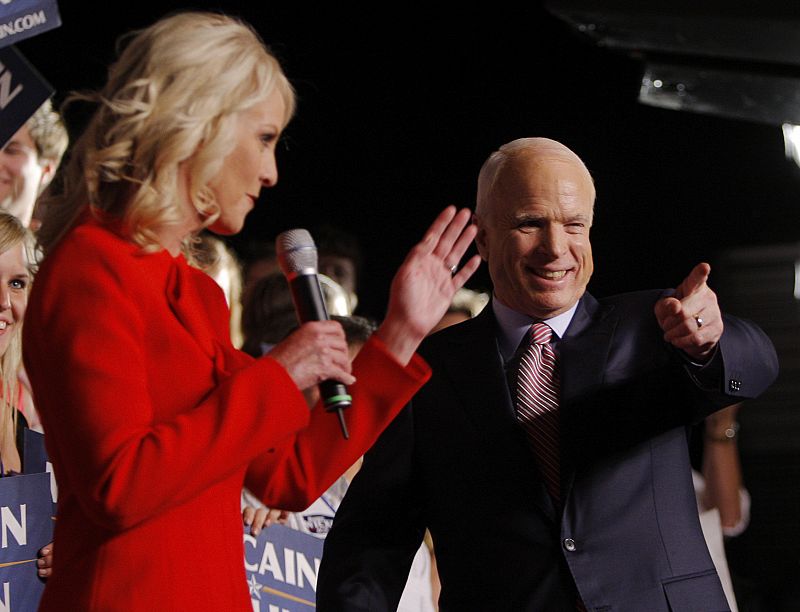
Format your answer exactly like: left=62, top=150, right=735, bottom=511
left=276, top=228, right=318, bottom=278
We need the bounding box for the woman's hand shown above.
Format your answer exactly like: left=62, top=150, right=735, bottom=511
left=376, top=206, right=481, bottom=365
left=268, top=321, right=355, bottom=392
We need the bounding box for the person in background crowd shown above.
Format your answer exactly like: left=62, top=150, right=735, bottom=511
left=0, top=212, right=32, bottom=476
left=0, top=100, right=68, bottom=587
left=311, top=223, right=363, bottom=314
left=1, top=99, right=69, bottom=436
left=23, top=11, right=479, bottom=610
left=237, top=224, right=362, bottom=319
left=0, top=211, right=53, bottom=579
left=693, top=402, right=750, bottom=612
left=240, top=270, right=352, bottom=358
left=237, top=238, right=280, bottom=313
left=1, top=99, right=68, bottom=230
left=0, top=101, right=67, bottom=586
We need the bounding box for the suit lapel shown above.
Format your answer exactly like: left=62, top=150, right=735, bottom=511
left=441, top=294, right=616, bottom=424
left=435, top=307, right=561, bottom=522
left=432, top=295, right=619, bottom=522
left=559, top=293, right=616, bottom=403
left=436, top=307, right=515, bottom=428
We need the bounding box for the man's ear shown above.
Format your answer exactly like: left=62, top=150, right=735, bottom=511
left=473, top=213, right=489, bottom=262
left=36, top=159, right=58, bottom=195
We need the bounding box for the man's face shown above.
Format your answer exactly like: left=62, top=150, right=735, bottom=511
left=475, top=154, right=594, bottom=319
left=0, top=125, right=47, bottom=226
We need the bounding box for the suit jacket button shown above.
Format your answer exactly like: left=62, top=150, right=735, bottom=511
left=563, top=538, right=576, bottom=552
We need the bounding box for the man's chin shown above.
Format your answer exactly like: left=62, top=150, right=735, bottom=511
left=521, top=291, right=584, bottom=319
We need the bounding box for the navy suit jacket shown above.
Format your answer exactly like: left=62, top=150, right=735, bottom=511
left=317, top=290, right=778, bottom=612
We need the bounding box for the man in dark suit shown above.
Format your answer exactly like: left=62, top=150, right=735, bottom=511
left=316, top=137, right=778, bottom=611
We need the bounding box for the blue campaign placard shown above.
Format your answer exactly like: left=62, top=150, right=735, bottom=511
left=244, top=523, right=324, bottom=611
left=22, top=428, right=57, bottom=514
left=22, top=428, right=47, bottom=474
left=0, top=0, right=61, bottom=49
left=0, top=472, right=54, bottom=611
left=0, top=44, right=53, bottom=149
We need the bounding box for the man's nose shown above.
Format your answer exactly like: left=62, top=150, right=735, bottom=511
left=538, top=225, right=568, bottom=256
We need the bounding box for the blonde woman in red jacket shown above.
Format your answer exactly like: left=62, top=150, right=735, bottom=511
left=23, top=11, right=479, bottom=611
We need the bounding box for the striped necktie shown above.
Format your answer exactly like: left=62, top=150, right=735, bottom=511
left=516, top=323, right=588, bottom=610
left=515, top=322, right=560, bottom=503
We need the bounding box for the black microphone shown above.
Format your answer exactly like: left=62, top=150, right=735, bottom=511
left=276, top=229, right=352, bottom=439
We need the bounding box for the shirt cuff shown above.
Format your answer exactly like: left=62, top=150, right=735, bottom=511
left=678, top=344, right=723, bottom=390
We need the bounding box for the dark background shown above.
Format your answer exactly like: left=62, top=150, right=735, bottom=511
left=14, top=3, right=800, bottom=610
left=15, top=1, right=800, bottom=320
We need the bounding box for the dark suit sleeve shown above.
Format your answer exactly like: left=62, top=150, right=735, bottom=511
left=711, top=312, right=779, bottom=401
left=564, top=294, right=779, bottom=460
left=317, top=403, right=426, bottom=611
left=651, top=284, right=778, bottom=407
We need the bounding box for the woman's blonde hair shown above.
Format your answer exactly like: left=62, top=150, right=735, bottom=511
left=36, top=11, right=296, bottom=256
left=0, top=212, right=32, bottom=433
left=194, top=232, right=244, bottom=349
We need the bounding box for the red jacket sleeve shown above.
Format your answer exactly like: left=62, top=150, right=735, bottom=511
left=244, top=335, right=431, bottom=510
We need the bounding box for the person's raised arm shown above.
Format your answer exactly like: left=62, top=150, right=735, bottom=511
left=375, top=206, right=481, bottom=366
left=702, top=403, right=749, bottom=534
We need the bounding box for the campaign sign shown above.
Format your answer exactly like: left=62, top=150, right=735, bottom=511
left=0, top=44, right=53, bottom=149
left=244, top=524, right=324, bottom=611
left=0, top=0, right=61, bottom=49
left=21, top=429, right=45, bottom=475
left=21, top=428, right=56, bottom=514
left=0, top=472, right=54, bottom=611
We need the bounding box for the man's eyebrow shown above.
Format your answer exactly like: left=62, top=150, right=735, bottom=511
left=513, top=212, right=547, bottom=221
left=566, top=213, right=592, bottom=222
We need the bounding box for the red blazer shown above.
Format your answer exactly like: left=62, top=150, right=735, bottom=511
left=23, top=218, right=430, bottom=611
